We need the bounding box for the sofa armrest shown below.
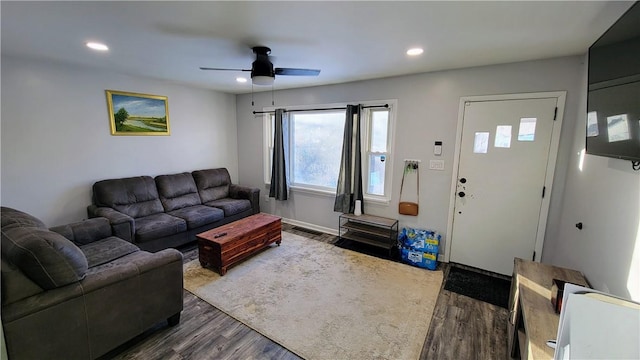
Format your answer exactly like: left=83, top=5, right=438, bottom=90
left=1, top=263, right=134, bottom=322
left=50, top=217, right=112, bottom=245
left=229, top=184, right=260, bottom=214
left=129, top=249, right=183, bottom=273
left=1, top=249, right=182, bottom=323
left=87, top=206, right=134, bottom=242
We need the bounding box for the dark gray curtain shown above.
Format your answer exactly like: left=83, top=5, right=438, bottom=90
left=334, top=105, right=363, bottom=213
left=269, top=109, right=289, bottom=200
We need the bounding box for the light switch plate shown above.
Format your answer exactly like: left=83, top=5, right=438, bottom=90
left=429, top=160, right=445, bottom=171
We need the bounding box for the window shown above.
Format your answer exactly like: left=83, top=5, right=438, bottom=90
left=290, top=111, right=345, bottom=189
left=264, top=101, right=395, bottom=201
left=364, top=109, right=391, bottom=197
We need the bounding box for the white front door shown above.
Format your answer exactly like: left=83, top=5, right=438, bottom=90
left=449, top=94, right=562, bottom=275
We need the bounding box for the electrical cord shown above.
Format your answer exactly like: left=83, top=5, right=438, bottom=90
left=632, top=161, right=640, bottom=171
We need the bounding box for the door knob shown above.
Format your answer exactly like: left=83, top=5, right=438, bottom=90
left=460, top=178, right=467, bottom=184
left=458, top=191, right=466, bottom=198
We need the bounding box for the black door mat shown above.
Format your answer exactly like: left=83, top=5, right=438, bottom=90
left=443, top=266, right=511, bottom=309
left=334, top=238, right=400, bottom=262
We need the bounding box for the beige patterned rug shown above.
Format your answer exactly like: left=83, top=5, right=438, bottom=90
left=183, top=232, right=443, bottom=360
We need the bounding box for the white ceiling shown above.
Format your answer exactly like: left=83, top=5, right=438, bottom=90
left=1, top=1, right=634, bottom=94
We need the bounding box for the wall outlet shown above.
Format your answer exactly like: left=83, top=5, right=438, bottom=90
left=429, top=160, right=445, bottom=171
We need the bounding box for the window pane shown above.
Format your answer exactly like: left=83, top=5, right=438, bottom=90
left=291, top=112, right=345, bottom=188
left=495, top=125, right=512, bottom=148
left=474, top=132, right=489, bottom=153
left=367, top=154, right=386, bottom=195
left=269, top=115, right=275, bottom=146
left=370, top=111, right=389, bottom=152
left=518, top=117, right=537, bottom=141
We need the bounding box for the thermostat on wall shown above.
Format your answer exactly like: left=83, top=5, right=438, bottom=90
left=434, top=141, right=442, bottom=156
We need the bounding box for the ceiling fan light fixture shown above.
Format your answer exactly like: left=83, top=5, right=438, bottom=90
left=252, top=75, right=275, bottom=86
left=200, top=45, right=320, bottom=86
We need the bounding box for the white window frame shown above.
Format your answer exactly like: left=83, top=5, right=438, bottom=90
left=361, top=105, right=396, bottom=203
left=263, top=99, right=397, bottom=203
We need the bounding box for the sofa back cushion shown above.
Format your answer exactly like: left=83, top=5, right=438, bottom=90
left=155, top=172, right=202, bottom=212
left=192, top=168, right=231, bottom=203
left=1, top=207, right=46, bottom=231
left=93, top=176, right=164, bottom=218
left=1, top=227, right=88, bottom=290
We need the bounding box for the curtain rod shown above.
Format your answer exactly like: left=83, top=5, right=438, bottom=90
left=252, top=103, right=388, bottom=115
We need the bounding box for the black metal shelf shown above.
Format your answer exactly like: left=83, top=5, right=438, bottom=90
left=339, top=213, right=398, bottom=253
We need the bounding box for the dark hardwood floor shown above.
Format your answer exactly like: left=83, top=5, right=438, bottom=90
left=421, top=265, right=509, bottom=360
left=102, top=224, right=508, bottom=360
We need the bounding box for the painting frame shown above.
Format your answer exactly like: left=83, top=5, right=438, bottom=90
left=106, top=90, right=170, bottom=136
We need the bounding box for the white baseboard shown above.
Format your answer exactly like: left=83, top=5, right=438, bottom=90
left=281, top=218, right=339, bottom=236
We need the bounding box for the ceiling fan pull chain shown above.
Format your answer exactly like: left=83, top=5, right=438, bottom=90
left=251, top=84, right=255, bottom=106
left=271, top=84, right=275, bottom=106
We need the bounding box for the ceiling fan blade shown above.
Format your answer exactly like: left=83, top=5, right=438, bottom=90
left=199, top=67, right=251, bottom=72
left=275, top=68, right=321, bottom=76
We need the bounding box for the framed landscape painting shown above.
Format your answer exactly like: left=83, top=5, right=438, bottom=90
left=106, top=90, right=170, bottom=135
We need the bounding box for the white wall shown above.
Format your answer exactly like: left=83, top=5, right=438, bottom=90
left=544, top=55, right=640, bottom=301
left=1, top=56, right=238, bottom=226
left=237, top=56, right=584, bottom=258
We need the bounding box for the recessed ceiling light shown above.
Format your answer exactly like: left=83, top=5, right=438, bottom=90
left=236, top=77, right=248, bottom=83
left=406, top=48, right=424, bottom=56
left=86, top=42, right=109, bottom=51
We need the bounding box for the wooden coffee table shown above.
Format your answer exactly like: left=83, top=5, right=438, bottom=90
left=196, top=213, right=281, bottom=275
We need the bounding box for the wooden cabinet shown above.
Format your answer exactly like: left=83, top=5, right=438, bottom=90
left=508, top=258, right=589, bottom=359
left=339, top=213, right=398, bottom=254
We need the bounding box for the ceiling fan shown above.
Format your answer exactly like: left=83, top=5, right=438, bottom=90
left=200, top=46, right=320, bottom=86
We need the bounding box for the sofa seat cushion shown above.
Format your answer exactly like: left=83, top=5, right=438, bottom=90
left=1, top=227, right=88, bottom=289
left=204, top=198, right=252, bottom=217
left=134, top=214, right=186, bottom=243
left=80, top=237, right=140, bottom=268
left=167, top=205, right=224, bottom=229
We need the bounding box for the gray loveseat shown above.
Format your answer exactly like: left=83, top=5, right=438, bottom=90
left=88, top=168, right=260, bottom=252
left=1, top=207, right=183, bottom=360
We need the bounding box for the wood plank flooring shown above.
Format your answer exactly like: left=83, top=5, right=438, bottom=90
left=421, top=264, right=509, bottom=360
left=101, top=224, right=508, bottom=360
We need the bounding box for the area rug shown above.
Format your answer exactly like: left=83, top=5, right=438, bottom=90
left=443, top=266, right=511, bottom=309
left=184, top=232, right=443, bottom=360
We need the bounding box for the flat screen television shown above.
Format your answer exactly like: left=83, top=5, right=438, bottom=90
left=586, top=1, right=640, bottom=162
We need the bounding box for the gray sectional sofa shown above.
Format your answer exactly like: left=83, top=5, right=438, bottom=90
left=88, top=168, right=260, bottom=252
left=0, top=206, right=183, bottom=360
